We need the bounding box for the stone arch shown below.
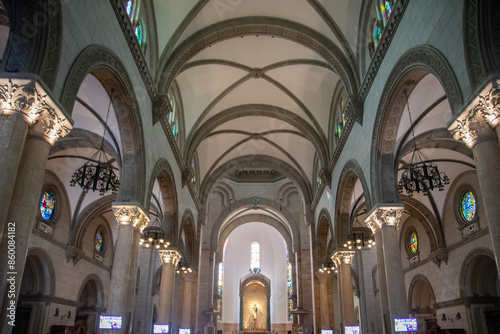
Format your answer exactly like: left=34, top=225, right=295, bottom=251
left=77, top=273, right=105, bottom=310
left=316, top=208, right=333, bottom=264
left=210, top=198, right=300, bottom=253
left=22, top=248, right=56, bottom=297
left=217, top=214, right=293, bottom=256
left=371, top=45, right=464, bottom=204
left=459, top=247, right=497, bottom=300
left=179, top=208, right=197, bottom=266
left=334, top=159, right=372, bottom=249
left=185, top=104, right=328, bottom=170
left=146, top=159, right=179, bottom=247
left=201, top=155, right=313, bottom=214
left=239, top=273, right=271, bottom=298
left=463, top=0, right=500, bottom=89
left=1, top=0, right=62, bottom=89
left=157, top=17, right=358, bottom=97
left=407, top=274, right=436, bottom=314
left=59, top=44, right=146, bottom=204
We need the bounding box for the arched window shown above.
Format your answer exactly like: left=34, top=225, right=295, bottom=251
left=383, top=0, right=393, bottom=22
left=316, top=159, right=322, bottom=185
left=287, top=249, right=293, bottom=321
left=191, top=159, right=196, bottom=184
left=460, top=191, right=476, bottom=222
left=135, top=20, right=144, bottom=46
left=168, top=94, right=179, bottom=140
left=408, top=230, right=418, bottom=255
left=125, top=0, right=133, bottom=17
left=373, top=20, right=382, bottom=49
left=337, top=97, right=346, bottom=138
left=250, top=242, right=260, bottom=272
left=40, top=191, right=56, bottom=221
left=217, top=262, right=223, bottom=320
left=95, top=230, right=104, bottom=253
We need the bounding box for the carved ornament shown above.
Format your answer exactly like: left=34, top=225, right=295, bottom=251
left=112, top=204, right=150, bottom=232
left=365, top=203, right=404, bottom=233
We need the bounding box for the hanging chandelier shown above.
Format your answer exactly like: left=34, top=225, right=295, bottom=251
left=176, top=261, right=193, bottom=274
left=343, top=216, right=375, bottom=250
left=70, top=90, right=120, bottom=196
left=397, top=90, right=449, bottom=196
left=139, top=216, right=170, bottom=249
left=318, top=260, right=336, bottom=274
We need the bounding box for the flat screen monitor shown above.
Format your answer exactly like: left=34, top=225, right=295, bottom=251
left=99, top=315, right=122, bottom=329
left=394, top=318, right=417, bottom=332
left=154, top=324, right=170, bottom=333
left=179, top=328, right=191, bottom=334
left=321, top=330, right=333, bottom=334
left=345, top=326, right=360, bottom=334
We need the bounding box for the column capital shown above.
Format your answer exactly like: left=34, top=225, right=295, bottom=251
left=0, top=77, right=72, bottom=144
left=448, top=79, right=500, bottom=147
left=331, top=250, right=355, bottom=266
left=365, top=203, right=404, bottom=233
left=315, top=270, right=330, bottom=282
left=158, top=249, right=181, bottom=266
left=112, top=203, right=150, bottom=232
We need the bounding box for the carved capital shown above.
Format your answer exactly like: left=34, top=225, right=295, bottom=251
left=430, top=248, right=448, bottom=268
left=449, top=79, right=500, bottom=147
left=344, top=94, right=363, bottom=125
left=365, top=203, right=404, bottom=233
left=158, top=249, right=181, bottom=266
left=152, top=94, right=170, bottom=125
left=0, top=78, right=72, bottom=144
left=331, top=250, right=355, bottom=266
left=182, top=167, right=194, bottom=187
left=112, top=203, right=150, bottom=232
left=318, top=167, right=332, bottom=188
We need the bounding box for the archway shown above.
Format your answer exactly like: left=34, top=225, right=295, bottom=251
left=461, top=250, right=500, bottom=334
left=76, top=275, right=104, bottom=334
left=408, top=275, right=436, bottom=330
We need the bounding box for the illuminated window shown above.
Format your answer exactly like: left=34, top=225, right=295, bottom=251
left=384, top=1, right=392, bottom=21
left=373, top=20, right=382, bottom=48
left=461, top=191, right=476, bottom=222
left=95, top=230, right=104, bottom=253
left=125, top=0, right=133, bottom=17
left=251, top=242, right=260, bottom=272
left=168, top=94, right=179, bottom=140
left=40, top=191, right=56, bottom=221
left=217, top=262, right=223, bottom=320
left=408, top=231, right=418, bottom=255
left=135, top=21, right=143, bottom=46
left=317, top=160, right=322, bottom=185
left=287, top=249, right=293, bottom=321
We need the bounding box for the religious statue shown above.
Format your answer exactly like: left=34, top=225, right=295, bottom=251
left=252, top=303, right=258, bottom=319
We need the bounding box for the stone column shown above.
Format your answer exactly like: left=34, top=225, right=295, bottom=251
left=315, top=270, right=330, bottom=329
left=449, top=80, right=500, bottom=275
left=366, top=204, right=407, bottom=333
left=181, top=270, right=197, bottom=329
left=0, top=79, right=71, bottom=333
left=332, top=251, right=356, bottom=329
left=108, top=205, right=149, bottom=334
left=157, top=249, right=181, bottom=325
left=372, top=230, right=390, bottom=334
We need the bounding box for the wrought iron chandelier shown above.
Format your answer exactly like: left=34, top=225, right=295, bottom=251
left=397, top=90, right=449, bottom=196
left=70, top=90, right=120, bottom=195
left=139, top=216, right=170, bottom=249
left=318, top=260, right=336, bottom=274
left=176, top=261, right=193, bottom=274
left=343, top=216, right=375, bottom=250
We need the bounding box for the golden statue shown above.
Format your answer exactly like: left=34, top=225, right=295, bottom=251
left=252, top=304, right=258, bottom=319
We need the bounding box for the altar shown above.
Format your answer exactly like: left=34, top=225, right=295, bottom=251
left=239, top=272, right=271, bottom=333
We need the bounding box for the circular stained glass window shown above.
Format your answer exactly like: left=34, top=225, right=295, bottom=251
left=461, top=191, right=476, bottom=222
left=95, top=230, right=103, bottom=253
left=408, top=231, right=418, bottom=254
left=40, top=191, right=55, bottom=221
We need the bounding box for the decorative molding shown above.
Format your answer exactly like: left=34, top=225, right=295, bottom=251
left=430, top=248, right=448, bottom=267
left=39, top=0, right=62, bottom=90
left=433, top=298, right=465, bottom=310
left=109, top=0, right=157, bottom=101
left=158, top=249, right=181, bottom=266
left=152, top=94, right=170, bottom=125
left=318, top=167, right=332, bottom=189
left=463, top=0, right=485, bottom=89
left=365, top=203, right=404, bottom=233
left=112, top=203, right=150, bottom=231
left=182, top=167, right=195, bottom=187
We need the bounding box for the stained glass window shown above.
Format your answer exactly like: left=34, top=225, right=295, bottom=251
left=287, top=249, right=293, bottom=321
left=373, top=21, right=382, bottom=48
left=384, top=1, right=392, bottom=21
left=40, top=191, right=55, bottom=221
left=191, top=159, right=196, bottom=184
left=168, top=94, right=179, bottom=140
left=135, top=23, right=143, bottom=46
left=95, top=230, right=103, bottom=253
left=251, top=242, right=260, bottom=271
left=317, top=160, right=322, bottom=185
left=408, top=231, right=417, bottom=254
left=125, top=0, right=133, bottom=17
left=337, top=124, right=342, bottom=138
left=461, top=191, right=476, bottom=222
left=217, top=262, right=223, bottom=320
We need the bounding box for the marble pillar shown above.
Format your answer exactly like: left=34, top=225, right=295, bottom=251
left=109, top=205, right=149, bottom=333
left=315, top=270, right=330, bottom=329
left=332, top=251, right=356, bottom=329
left=157, top=249, right=181, bottom=325
left=0, top=79, right=71, bottom=333
left=449, top=79, right=500, bottom=275
left=181, top=270, right=197, bottom=329
left=366, top=204, right=407, bottom=333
